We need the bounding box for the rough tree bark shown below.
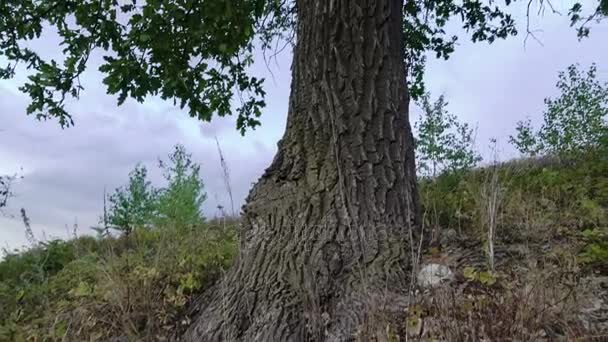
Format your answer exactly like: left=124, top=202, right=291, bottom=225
left=184, top=0, right=419, bottom=340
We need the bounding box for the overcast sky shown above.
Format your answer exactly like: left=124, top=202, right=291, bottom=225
left=1, top=1, right=607, bottom=252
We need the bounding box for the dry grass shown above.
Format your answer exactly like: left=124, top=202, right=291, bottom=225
left=356, top=151, right=608, bottom=341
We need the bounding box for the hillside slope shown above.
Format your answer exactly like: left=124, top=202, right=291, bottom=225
left=1, top=155, right=607, bottom=341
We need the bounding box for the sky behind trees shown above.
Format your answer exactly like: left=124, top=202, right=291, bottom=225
left=1, top=1, right=607, bottom=250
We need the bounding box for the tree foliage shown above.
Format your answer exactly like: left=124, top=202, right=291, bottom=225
left=156, top=144, right=206, bottom=229
left=1, top=0, right=603, bottom=130
left=510, top=118, right=540, bottom=157
left=0, top=176, right=11, bottom=209
left=107, top=164, right=157, bottom=233
left=0, top=0, right=292, bottom=133
left=107, top=144, right=206, bottom=232
left=403, top=0, right=518, bottom=99
left=414, top=92, right=481, bottom=177
left=569, top=0, right=608, bottom=38
left=510, top=64, right=608, bottom=157
left=0, top=173, right=21, bottom=211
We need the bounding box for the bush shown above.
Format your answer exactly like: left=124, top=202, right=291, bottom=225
left=510, top=64, right=608, bottom=158
left=0, top=221, right=238, bottom=341
left=579, top=228, right=608, bottom=269
left=3, top=143, right=221, bottom=340
left=420, top=151, right=608, bottom=241
left=105, top=144, right=207, bottom=234
left=156, top=144, right=207, bottom=229
left=414, top=92, right=481, bottom=178
left=107, top=164, right=158, bottom=233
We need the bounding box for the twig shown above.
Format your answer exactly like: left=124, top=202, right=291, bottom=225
left=215, top=137, right=236, bottom=217
left=524, top=0, right=545, bottom=49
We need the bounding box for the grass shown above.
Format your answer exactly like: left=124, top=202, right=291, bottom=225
left=355, top=151, right=608, bottom=341
left=408, top=150, right=608, bottom=340
left=420, top=151, right=608, bottom=244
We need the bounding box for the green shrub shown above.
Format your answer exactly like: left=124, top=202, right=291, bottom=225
left=420, top=151, right=608, bottom=241
left=106, top=144, right=207, bottom=234
left=0, top=221, right=238, bottom=341
left=107, top=164, right=158, bottom=233
left=510, top=64, right=608, bottom=158
left=579, top=228, right=608, bottom=267
left=156, top=144, right=207, bottom=229
left=414, top=92, right=481, bottom=178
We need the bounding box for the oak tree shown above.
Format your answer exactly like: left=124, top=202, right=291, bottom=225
left=1, top=0, right=605, bottom=340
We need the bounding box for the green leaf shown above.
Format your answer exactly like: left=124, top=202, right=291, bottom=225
left=15, top=289, right=25, bottom=301
left=478, top=271, right=497, bottom=285
left=69, top=281, right=93, bottom=298
left=463, top=266, right=477, bottom=281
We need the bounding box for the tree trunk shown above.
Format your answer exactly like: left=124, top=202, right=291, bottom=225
left=184, top=0, right=419, bottom=340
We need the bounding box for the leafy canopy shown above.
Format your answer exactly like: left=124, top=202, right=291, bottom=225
left=0, top=0, right=292, bottom=133
left=0, top=0, right=604, bottom=132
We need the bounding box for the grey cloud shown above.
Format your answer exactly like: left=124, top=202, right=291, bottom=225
left=199, top=117, right=237, bottom=138
left=1, top=77, right=283, bottom=249
left=420, top=5, right=608, bottom=160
